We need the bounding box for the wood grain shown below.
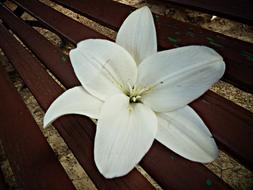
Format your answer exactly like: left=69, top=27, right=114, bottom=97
left=1, top=3, right=252, bottom=171
left=0, top=21, right=155, bottom=190
left=160, top=0, right=253, bottom=25
left=52, top=0, right=253, bottom=93
left=0, top=4, right=236, bottom=190
left=0, top=53, right=75, bottom=190
left=1, top=1, right=252, bottom=189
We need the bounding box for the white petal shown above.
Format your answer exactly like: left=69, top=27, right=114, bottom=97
left=43, top=86, right=103, bottom=128
left=116, top=6, right=157, bottom=64
left=156, top=106, right=218, bottom=163
left=94, top=94, right=157, bottom=178
left=69, top=39, right=137, bottom=100
left=136, top=46, right=225, bottom=112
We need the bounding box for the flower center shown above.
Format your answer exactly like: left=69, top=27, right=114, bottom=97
left=121, top=82, right=153, bottom=104
left=129, top=95, right=142, bottom=103
left=124, top=83, right=144, bottom=104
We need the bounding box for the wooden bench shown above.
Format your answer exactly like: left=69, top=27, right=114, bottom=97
left=0, top=0, right=252, bottom=189
left=159, top=0, right=253, bottom=25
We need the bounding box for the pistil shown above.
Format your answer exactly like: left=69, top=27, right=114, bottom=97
left=129, top=95, right=142, bottom=103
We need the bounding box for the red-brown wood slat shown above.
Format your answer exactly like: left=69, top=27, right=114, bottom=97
left=0, top=5, right=78, bottom=88
left=0, top=170, right=8, bottom=190
left=0, top=22, right=155, bottom=190
left=0, top=6, right=234, bottom=190
left=0, top=21, right=233, bottom=189
left=0, top=57, right=76, bottom=189
left=2, top=1, right=253, bottom=172
left=160, top=0, right=253, bottom=25
left=51, top=0, right=253, bottom=93
left=11, top=0, right=107, bottom=44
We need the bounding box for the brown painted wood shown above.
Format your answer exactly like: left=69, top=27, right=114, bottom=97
left=2, top=1, right=253, bottom=172
left=0, top=22, right=155, bottom=190
left=0, top=5, right=244, bottom=189
left=0, top=60, right=75, bottom=189
left=1, top=1, right=252, bottom=189
left=191, top=91, right=253, bottom=169
left=0, top=6, right=235, bottom=189
left=155, top=16, right=253, bottom=94
left=51, top=0, right=253, bottom=93
left=11, top=0, right=107, bottom=44
left=141, top=141, right=232, bottom=190
left=0, top=23, right=233, bottom=190
left=0, top=5, right=78, bottom=88
left=160, top=0, right=253, bottom=25
left=0, top=170, right=8, bottom=190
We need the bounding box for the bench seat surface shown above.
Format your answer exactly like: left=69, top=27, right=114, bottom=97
left=0, top=0, right=252, bottom=190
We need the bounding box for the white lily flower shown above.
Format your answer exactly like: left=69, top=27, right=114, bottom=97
left=43, top=6, right=225, bottom=178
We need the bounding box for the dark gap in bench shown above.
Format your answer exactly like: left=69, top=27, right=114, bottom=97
left=0, top=140, right=20, bottom=190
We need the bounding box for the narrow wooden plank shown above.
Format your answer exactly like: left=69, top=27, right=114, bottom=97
left=142, top=91, right=253, bottom=189
left=160, top=0, right=253, bottom=25
left=0, top=63, right=75, bottom=190
left=191, top=91, right=253, bottom=169
left=155, top=16, right=253, bottom=94
left=0, top=8, right=237, bottom=190
left=11, top=0, right=107, bottom=44
left=0, top=22, right=155, bottom=190
left=0, top=170, right=8, bottom=190
left=2, top=2, right=253, bottom=172
left=141, top=141, right=232, bottom=190
left=0, top=5, right=78, bottom=88
left=51, top=0, right=253, bottom=93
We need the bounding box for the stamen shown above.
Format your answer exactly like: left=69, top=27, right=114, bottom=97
left=127, top=82, right=133, bottom=95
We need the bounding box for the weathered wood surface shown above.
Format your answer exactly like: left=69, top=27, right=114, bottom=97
left=0, top=15, right=155, bottom=190
left=0, top=10, right=232, bottom=190
left=160, top=0, right=253, bottom=25
left=0, top=0, right=252, bottom=189
left=0, top=35, right=76, bottom=189
left=1, top=1, right=253, bottom=171
left=51, top=0, right=253, bottom=93
left=0, top=3, right=235, bottom=190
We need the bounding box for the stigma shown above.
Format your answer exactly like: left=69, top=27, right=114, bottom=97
left=129, top=95, right=142, bottom=103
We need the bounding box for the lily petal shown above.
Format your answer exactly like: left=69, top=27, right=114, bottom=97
left=70, top=39, right=137, bottom=101
left=43, top=86, right=103, bottom=128
left=116, top=6, right=157, bottom=64
left=156, top=106, right=218, bottom=163
left=94, top=94, right=157, bottom=178
left=136, top=46, right=225, bottom=112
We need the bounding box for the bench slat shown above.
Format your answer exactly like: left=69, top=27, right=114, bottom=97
left=12, top=0, right=107, bottom=44
left=51, top=0, right=253, bottom=93
left=0, top=44, right=76, bottom=190
left=141, top=141, right=232, bottom=190
left=0, top=6, right=240, bottom=190
left=0, top=22, right=155, bottom=190
left=2, top=2, right=253, bottom=171
left=0, top=5, right=78, bottom=88
left=0, top=22, right=233, bottom=190
left=191, top=91, right=253, bottom=170
left=160, top=0, right=253, bottom=25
